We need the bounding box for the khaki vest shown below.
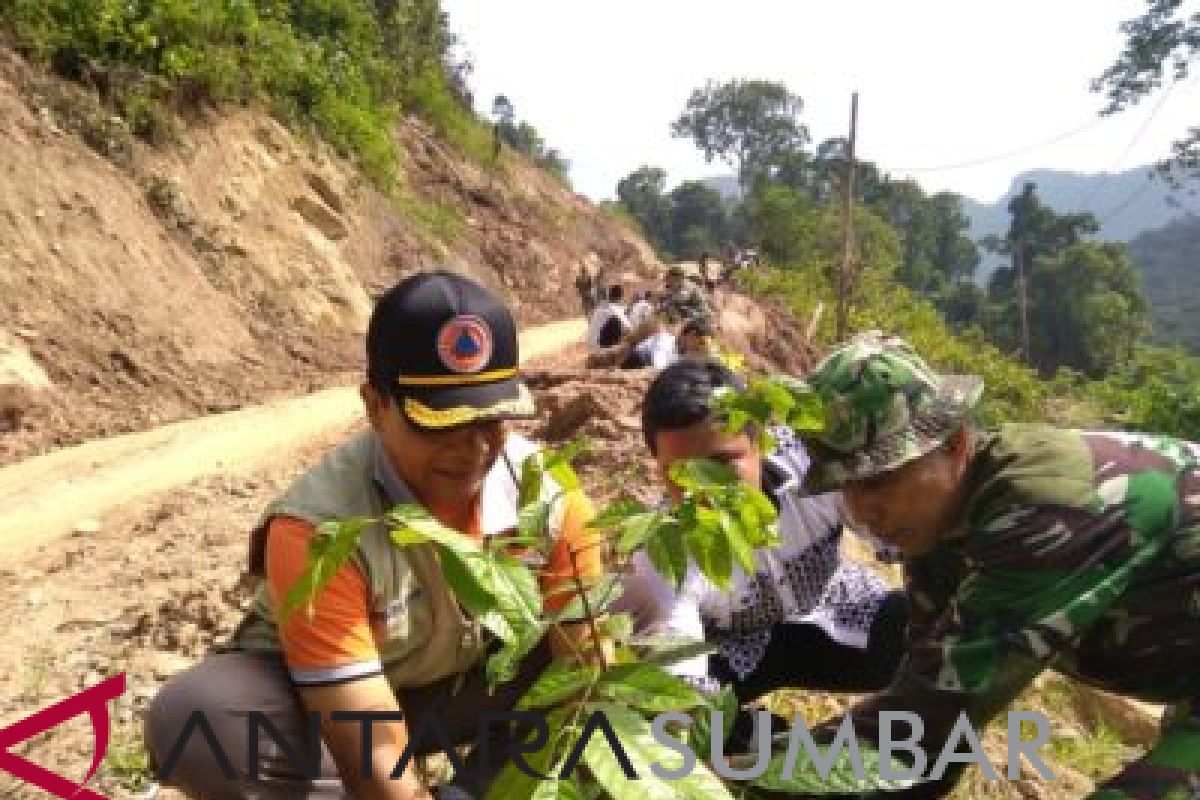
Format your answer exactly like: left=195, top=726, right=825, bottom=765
left=228, top=430, right=561, bottom=689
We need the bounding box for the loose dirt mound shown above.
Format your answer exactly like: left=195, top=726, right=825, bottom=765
left=518, top=362, right=658, bottom=505
left=716, top=288, right=820, bottom=376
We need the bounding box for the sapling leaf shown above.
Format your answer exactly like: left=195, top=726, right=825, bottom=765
left=722, top=509, right=756, bottom=576
left=595, top=663, right=707, bottom=714
left=689, top=507, right=733, bottom=591
left=516, top=662, right=599, bottom=711
left=280, top=516, right=372, bottom=622
left=529, top=775, right=585, bottom=800
left=483, top=707, right=569, bottom=800
left=646, top=519, right=688, bottom=591
left=546, top=575, right=624, bottom=621
left=587, top=497, right=650, bottom=530
left=749, top=741, right=919, bottom=794
left=543, top=436, right=589, bottom=493
left=582, top=702, right=737, bottom=800
left=519, top=452, right=545, bottom=509
left=615, top=509, right=668, bottom=555
left=690, top=685, right=738, bottom=759
left=597, top=612, right=633, bottom=642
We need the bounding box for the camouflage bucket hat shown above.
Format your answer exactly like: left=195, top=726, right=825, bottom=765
left=800, top=331, right=983, bottom=493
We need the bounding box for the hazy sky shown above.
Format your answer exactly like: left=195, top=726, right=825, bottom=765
left=442, top=1, right=1200, bottom=204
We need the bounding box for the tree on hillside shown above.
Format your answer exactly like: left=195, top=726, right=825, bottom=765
left=743, top=189, right=900, bottom=293
left=804, top=137, right=884, bottom=205
left=537, top=147, right=571, bottom=185
left=616, top=166, right=673, bottom=256
left=667, top=180, right=730, bottom=259
left=986, top=182, right=1099, bottom=295
left=491, top=94, right=514, bottom=163
left=855, top=178, right=981, bottom=299
left=983, top=183, right=1145, bottom=375
left=870, top=179, right=939, bottom=292
left=492, top=94, right=514, bottom=125
left=760, top=148, right=811, bottom=197
left=671, top=79, right=809, bottom=192
left=1094, top=0, right=1200, bottom=176
left=987, top=182, right=1098, bottom=360
left=742, top=182, right=812, bottom=264
left=1027, top=242, right=1149, bottom=377
left=927, top=192, right=981, bottom=283
left=940, top=281, right=989, bottom=330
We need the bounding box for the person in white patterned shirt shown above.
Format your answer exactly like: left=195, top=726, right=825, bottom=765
left=617, top=358, right=908, bottom=734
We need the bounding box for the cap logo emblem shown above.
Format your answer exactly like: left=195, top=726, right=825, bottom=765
left=436, top=315, right=493, bottom=374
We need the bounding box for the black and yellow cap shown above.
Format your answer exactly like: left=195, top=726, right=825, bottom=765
left=366, top=270, right=535, bottom=429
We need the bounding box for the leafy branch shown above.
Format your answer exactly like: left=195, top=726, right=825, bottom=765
left=710, top=374, right=826, bottom=452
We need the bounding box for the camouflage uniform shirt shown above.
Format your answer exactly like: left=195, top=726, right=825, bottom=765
left=658, top=282, right=713, bottom=324
left=845, top=423, right=1200, bottom=775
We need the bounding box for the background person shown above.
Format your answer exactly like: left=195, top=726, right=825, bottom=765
left=586, top=283, right=631, bottom=352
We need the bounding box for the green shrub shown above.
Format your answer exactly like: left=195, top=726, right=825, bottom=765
left=123, top=92, right=174, bottom=144
left=0, top=0, right=483, bottom=187
left=402, top=63, right=492, bottom=165
left=744, top=262, right=1048, bottom=425
left=102, top=727, right=151, bottom=793
left=745, top=260, right=1200, bottom=438
left=599, top=200, right=642, bottom=235
left=1081, top=344, right=1200, bottom=439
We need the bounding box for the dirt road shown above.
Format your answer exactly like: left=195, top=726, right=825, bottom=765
left=0, top=318, right=584, bottom=558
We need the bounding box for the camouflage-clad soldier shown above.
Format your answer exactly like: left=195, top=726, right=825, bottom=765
left=658, top=264, right=713, bottom=324
left=792, top=331, right=1200, bottom=800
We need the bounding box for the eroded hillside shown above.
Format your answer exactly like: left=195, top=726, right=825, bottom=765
left=0, top=46, right=660, bottom=465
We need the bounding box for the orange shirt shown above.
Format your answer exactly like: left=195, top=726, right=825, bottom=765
left=266, top=490, right=601, bottom=685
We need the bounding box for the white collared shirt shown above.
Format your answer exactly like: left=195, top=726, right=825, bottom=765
left=587, top=302, right=632, bottom=352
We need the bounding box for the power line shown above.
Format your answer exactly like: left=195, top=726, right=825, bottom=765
left=1098, top=178, right=1157, bottom=227
left=1085, top=82, right=1190, bottom=227
left=1067, top=81, right=1178, bottom=211
left=885, top=116, right=1110, bottom=173
left=1105, top=82, right=1177, bottom=175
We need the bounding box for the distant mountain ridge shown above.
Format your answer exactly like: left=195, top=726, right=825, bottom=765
left=700, top=174, right=742, bottom=201
left=961, top=166, right=1200, bottom=280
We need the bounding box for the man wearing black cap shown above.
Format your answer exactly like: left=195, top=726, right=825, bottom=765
left=145, top=271, right=602, bottom=800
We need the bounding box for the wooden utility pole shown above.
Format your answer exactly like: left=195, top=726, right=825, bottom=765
left=836, top=92, right=859, bottom=342
left=1016, top=238, right=1031, bottom=363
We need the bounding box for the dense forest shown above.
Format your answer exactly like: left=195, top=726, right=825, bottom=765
left=0, top=0, right=572, bottom=189
left=1128, top=213, right=1200, bottom=353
